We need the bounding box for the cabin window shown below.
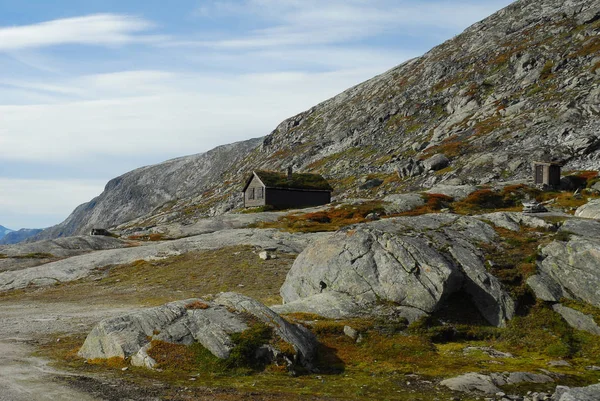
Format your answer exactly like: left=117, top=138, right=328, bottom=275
left=248, top=188, right=255, bottom=200
left=257, top=187, right=264, bottom=199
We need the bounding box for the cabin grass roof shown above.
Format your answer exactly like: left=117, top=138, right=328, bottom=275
left=244, top=170, right=333, bottom=191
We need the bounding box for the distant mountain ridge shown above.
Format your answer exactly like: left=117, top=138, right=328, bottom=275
left=0, top=228, right=44, bottom=245
left=33, top=0, right=600, bottom=240
left=0, top=226, right=13, bottom=240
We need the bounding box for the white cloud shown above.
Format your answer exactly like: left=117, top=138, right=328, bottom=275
left=188, top=0, right=514, bottom=48
left=0, top=66, right=390, bottom=164
left=0, top=178, right=105, bottom=229
left=0, top=14, right=160, bottom=51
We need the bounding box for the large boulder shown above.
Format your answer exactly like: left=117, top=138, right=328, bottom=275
left=280, top=215, right=515, bottom=326
left=575, top=199, right=600, bottom=220
left=78, top=293, right=317, bottom=370
left=383, top=193, right=426, bottom=214
left=440, top=372, right=500, bottom=394
left=532, top=237, right=600, bottom=307
left=423, top=153, right=450, bottom=171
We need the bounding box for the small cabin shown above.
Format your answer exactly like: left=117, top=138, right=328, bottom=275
left=242, top=168, right=332, bottom=208
left=533, top=160, right=562, bottom=188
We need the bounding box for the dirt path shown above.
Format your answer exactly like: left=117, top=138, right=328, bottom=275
left=0, top=301, right=137, bottom=401
left=0, top=340, right=98, bottom=401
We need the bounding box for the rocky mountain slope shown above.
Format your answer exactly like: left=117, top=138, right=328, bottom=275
left=31, top=138, right=262, bottom=240
left=35, top=0, right=599, bottom=239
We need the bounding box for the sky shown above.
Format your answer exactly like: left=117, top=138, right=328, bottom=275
left=0, top=0, right=514, bottom=230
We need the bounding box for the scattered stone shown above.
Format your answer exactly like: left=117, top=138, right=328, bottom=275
left=463, top=346, right=513, bottom=358
left=343, top=325, right=359, bottom=341
left=585, top=365, right=600, bottom=371
left=259, top=251, right=276, bottom=260
left=523, top=201, right=548, bottom=213
left=359, top=178, right=384, bottom=190
left=547, top=360, right=570, bottom=367
left=396, top=158, right=425, bottom=179
left=423, top=153, right=450, bottom=172
left=552, top=304, right=600, bottom=336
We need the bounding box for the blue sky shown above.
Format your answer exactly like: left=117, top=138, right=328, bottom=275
left=0, top=0, right=514, bottom=230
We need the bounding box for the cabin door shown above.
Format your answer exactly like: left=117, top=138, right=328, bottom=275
left=535, top=165, right=544, bottom=184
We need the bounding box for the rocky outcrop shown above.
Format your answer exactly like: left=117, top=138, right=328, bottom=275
left=0, top=228, right=326, bottom=292
left=531, top=236, right=600, bottom=307
left=575, top=199, right=600, bottom=219
left=79, top=293, right=317, bottom=370
left=280, top=215, right=515, bottom=326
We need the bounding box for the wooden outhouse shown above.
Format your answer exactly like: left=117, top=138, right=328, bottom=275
left=242, top=168, right=332, bottom=208
left=533, top=161, right=562, bottom=187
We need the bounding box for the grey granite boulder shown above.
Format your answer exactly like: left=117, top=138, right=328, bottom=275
left=423, top=153, right=450, bottom=171
left=575, top=199, right=600, bottom=220
left=383, top=193, right=426, bottom=214
left=78, top=292, right=317, bottom=370
left=535, top=238, right=600, bottom=307
left=553, top=304, right=600, bottom=336
left=280, top=215, right=515, bottom=326
left=440, top=372, right=501, bottom=394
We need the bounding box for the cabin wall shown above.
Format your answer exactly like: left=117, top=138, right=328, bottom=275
left=244, top=176, right=266, bottom=207
left=265, top=189, right=330, bottom=208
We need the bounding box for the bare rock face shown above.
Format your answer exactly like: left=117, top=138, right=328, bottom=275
left=280, top=215, right=515, bottom=326
left=78, top=293, right=317, bottom=371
